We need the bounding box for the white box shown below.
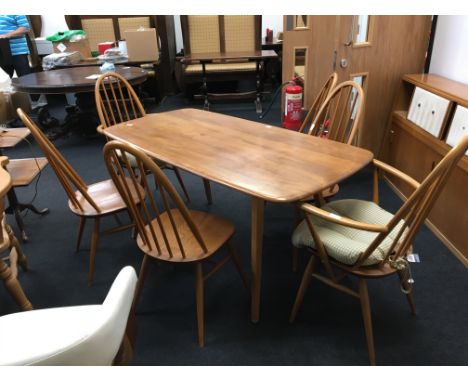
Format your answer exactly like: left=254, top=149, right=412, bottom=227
left=446, top=105, right=468, bottom=155
left=408, top=87, right=450, bottom=138
left=34, top=37, right=54, bottom=55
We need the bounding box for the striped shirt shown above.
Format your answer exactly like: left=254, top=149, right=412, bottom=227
left=0, top=15, right=30, bottom=56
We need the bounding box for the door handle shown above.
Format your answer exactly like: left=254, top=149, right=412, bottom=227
left=332, top=50, right=337, bottom=71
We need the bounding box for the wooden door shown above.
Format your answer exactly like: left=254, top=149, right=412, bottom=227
left=283, top=15, right=432, bottom=155
left=334, top=16, right=433, bottom=154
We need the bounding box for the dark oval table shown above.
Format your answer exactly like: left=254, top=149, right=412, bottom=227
left=11, top=65, right=148, bottom=94
left=11, top=66, right=148, bottom=139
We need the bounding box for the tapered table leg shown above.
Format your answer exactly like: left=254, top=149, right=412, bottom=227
left=251, top=196, right=265, bottom=323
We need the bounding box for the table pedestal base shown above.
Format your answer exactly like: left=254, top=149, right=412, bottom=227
left=6, top=188, right=49, bottom=242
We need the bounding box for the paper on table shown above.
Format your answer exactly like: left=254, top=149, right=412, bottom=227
left=85, top=74, right=101, bottom=80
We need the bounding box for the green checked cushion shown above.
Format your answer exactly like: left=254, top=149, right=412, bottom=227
left=292, top=199, right=405, bottom=266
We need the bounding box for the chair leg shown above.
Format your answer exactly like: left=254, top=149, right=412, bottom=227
left=6, top=223, right=28, bottom=272
left=292, top=246, right=300, bottom=273
left=292, top=204, right=302, bottom=272
left=289, top=255, right=317, bottom=323
left=132, top=254, right=151, bottom=312
left=0, top=259, right=32, bottom=311
left=358, top=278, right=376, bottom=366
left=398, top=270, right=417, bottom=315
left=76, top=216, right=86, bottom=252
left=87, top=217, right=100, bottom=287
left=172, top=166, right=191, bottom=203
left=202, top=178, right=213, bottom=205
left=113, top=213, right=123, bottom=227
left=195, top=262, right=205, bottom=347
left=227, top=240, right=250, bottom=291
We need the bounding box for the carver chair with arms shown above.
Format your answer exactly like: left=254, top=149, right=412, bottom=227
left=103, top=140, right=249, bottom=347
left=289, top=136, right=468, bottom=365
left=95, top=71, right=213, bottom=204
left=17, top=108, right=145, bottom=286
left=0, top=266, right=137, bottom=365
left=292, top=79, right=365, bottom=271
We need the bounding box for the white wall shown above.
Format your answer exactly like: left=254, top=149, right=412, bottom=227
left=40, top=14, right=68, bottom=37
left=429, top=15, right=468, bottom=85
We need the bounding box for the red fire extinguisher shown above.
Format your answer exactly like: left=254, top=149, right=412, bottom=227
left=283, top=79, right=303, bottom=130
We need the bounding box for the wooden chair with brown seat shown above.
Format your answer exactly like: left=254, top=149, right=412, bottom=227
left=0, top=156, right=32, bottom=311
left=292, top=80, right=365, bottom=271
left=103, top=140, right=249, bottom=347
left=95, top=71, right=213, bottom=205
left=289, top=135, right=468, bottom=365
left=16, top=108, right=145, bottom=286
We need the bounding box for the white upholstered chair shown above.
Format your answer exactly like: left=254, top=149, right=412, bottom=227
left=0, top=266, right=137, bottom=365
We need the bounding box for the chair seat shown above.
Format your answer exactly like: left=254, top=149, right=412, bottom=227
left=136, top=209, right=235, bottom=262
left=69, top=178, right=144, bottom=217
left=6, top=158, right=48, bottom=187
left=0, top=305, right=103, bottom=365
left=185, top=62, right=257, bottom=74
left=292, top=199, right=405, bottom=266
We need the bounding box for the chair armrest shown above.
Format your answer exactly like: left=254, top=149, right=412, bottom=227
left=373, top=159, right=420, bottom=190
left=298, top=202, right=388, bottom=233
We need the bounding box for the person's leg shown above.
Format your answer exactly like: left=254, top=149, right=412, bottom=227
left=0, top=63, right=14, bottom=78
left=11, top=54, right=31, bottom=77
left=11, top=55, right=40, bottom=102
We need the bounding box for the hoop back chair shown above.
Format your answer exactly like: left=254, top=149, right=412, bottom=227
left=308, top=80, right=365, bottom=202
left=0, top=266, right=137, bottom=365
left=290, top=136, right=468, bottom=365
left=103, top=140, right=249, bottom=347
left=292, top=80, right=365, bottom=271
left=17, top=108, right=144, bottom=286
left=0, top=156, right=32, bottom=311
left=95, top=71, right=212, bottom=204
left=298, top=72, right=338, bottom=134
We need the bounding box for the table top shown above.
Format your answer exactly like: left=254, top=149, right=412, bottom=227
left=11, top=66, right=148, bottom=94
left=182, top=50, right=277, bottom=64
left=53, top=57, right=160, bottom=69
left=103, top=108, right=374, bottom=202
left=0, top=128, right=30, bottom=149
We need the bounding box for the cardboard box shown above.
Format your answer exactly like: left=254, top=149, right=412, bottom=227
left=0, top=91, right=31, bottom=124
left=123, top=28, right=159, bottom=62
left=34, top=37, right=54, bottom=55
left=52, top=37, right=91, bottom=58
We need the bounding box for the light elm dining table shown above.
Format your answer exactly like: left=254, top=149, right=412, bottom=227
left=103, top=108, right=374, bottom=322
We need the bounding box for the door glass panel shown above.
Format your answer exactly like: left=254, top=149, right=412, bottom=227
left=294, top=48, right=307, bottom=101
left=294, top=48, right=307, bottom=80
left=354, top=15, right=370, bottom=44
left=351, top=75, right=366, bottom=118
left=294, top=16, right=309, bottom=29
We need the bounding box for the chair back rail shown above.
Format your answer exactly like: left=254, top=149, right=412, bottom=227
left=299, top=72, right=338, bottom=134
left=95, top=71, right=146, bottom=130
left=103, top=141, right=208, bottom=259
left=16, top=108, right=100, bottom=213
left=310, top=80, right=364, bottom=145
left=354, top=136, right=468, bottom=267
